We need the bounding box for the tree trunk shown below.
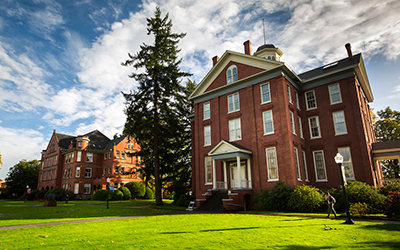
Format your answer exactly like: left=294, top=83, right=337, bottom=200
left=154, top=82, right=163, bottom=205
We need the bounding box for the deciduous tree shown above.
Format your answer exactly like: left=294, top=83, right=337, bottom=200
left=5, top=159, right=40, bottom=197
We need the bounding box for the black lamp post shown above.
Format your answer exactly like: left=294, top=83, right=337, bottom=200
left=106, top=177, right=110, bottom=209
left=334, top=153, right=354, bottom=224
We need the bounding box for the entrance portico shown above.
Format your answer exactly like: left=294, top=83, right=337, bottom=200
left=208, top=140, right=252, bottom=190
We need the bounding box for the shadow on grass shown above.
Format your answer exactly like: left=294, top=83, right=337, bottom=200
left=159, top=226, right=261, bottom=234
left=277, top=245, right=334, bottom=249
left=359, top=223, right=400, bottom=232
left=348, top=240, right=400, bottom=249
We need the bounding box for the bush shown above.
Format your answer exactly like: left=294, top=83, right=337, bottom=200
left=379, top=181, right=400, bottom=196
left=253, top=189, right=269, bottom=211
left=65, top=190, right=74, bottom=200
left=120, top=187, right=132, bottom=200
left=92, top=189, right=109, bottom=201
left=125, top=182, right=145, bottom=199
left=34, top=189, right=48, bottom=200
left=252, top=181, right=293, bottom=211
left=175, top=194, right=195, bottom=207
left=385, top=191, right=400, bottom=218
left=111, top=189, right=124, bottom=201
left=143, top=187, right=154, bottom=199
left=344, top=181, right=386, bottom=213
left=288, top=185, right=324, bottom=212
left=45, top=186, right=66, bottom=201
left=350, top=202, right=369, bottom=217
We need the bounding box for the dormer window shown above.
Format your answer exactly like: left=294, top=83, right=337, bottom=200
left=227, top=65, right=237, bottom=84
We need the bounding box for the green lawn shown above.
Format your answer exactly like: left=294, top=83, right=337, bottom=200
left=1, top=201, right=399, bottom=249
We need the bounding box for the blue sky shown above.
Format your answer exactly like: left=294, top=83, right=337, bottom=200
left=1, top=0, right=399, bottom=179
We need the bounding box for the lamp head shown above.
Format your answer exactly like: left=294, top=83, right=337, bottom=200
left=106, top=177, right=110, bottom=183
left=334, top=153, right=344, bottom=164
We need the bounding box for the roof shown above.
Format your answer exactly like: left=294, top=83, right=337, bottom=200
left=256, top=44, right=276, bottom=51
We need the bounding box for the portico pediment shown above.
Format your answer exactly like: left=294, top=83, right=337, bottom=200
left=208, top=140, right=252, bottom=161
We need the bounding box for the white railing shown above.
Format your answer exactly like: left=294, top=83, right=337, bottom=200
left=216, top=181, right=227, bottom=189
left=241, top=180, right=252, bottom=189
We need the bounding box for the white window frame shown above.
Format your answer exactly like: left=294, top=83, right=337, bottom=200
left=333, top=111, right=347, bottom=135
left=85, top=167, right=92, bottom=178
left=76, top=166, right=80, bottom=178
left=116, top=151, right=120, bottom=159
left=260, top=83, right=271, bottom=104
left=204, top=126, right=211, bottom=146
left=294, top=147, right=301, bottom=181
left=266, top=147, right=279, bottom=181
left=229, top=118, right=242, bottom=141
left=83, top=183, right=91, bottom=194
left=329, top=83, right=342, bottom=105
left=308, top=116, right=321, bottom=139
left=338, top=147, right=355, bottom=180
left=77, top=151, right=81, bottom=162
left=298, top=116, right=304, bottom=139
left=205, top=157, right=213, bottom=185
left=305, top=90, right=317, bottom=110
left=290, top=111, right=296, bottom=135
left=86, top=152, right=93, bottom=162
left=313, top=150, right=327, bottom=182
left=287, top=84, right=292, bottom=104
left=204, top=102, right=210, bottom=120
left=104, top=153, right=107, bottom=160
left=74, top=182, right=79, bottom=194
left=302, top=150, right=309, bottom=182
left=228, top=93, right=240, bottom=113
left=295, top=91, right=300, bottom=110
left=227, top=65, right=238, bottom=84
left=263, top=110, right=274, bottom=135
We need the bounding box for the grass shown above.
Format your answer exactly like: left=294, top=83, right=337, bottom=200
left=1, top=201, right=400, bottom=249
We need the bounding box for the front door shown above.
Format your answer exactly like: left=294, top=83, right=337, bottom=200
left=230, top=161, right=246, bottom=188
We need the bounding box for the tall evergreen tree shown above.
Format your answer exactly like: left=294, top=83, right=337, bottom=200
left=122, top=7, right=191, bottom=205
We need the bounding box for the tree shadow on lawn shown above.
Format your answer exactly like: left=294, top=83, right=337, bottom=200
left=359, top=223, right=400, bottom=232
left=159, top=226, right=261, bottom=234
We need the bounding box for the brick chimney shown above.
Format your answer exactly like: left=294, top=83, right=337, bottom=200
left=212, top=55, right=219, bottom=66
left=243, top=40, right=252, bottom=55
left=345, top=43, right=353, bottom=59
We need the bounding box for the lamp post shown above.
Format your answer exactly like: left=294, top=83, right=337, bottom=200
left=25, top=185, right=29, bottom=203
left=334, top=153, right=354, bottom=224
left=106, top=177, right=110, bottom=209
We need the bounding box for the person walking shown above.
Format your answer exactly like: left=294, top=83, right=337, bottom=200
left=324, top=192, right=337, bottom=219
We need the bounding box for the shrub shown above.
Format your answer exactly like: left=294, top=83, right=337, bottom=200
left=120, top=187, right=132, bottom=200
left=143, top=187, right=154, bottom=199
left=125, top=182, right=145, bottom=199
left=344, top=181, right=386, bottom=213
left=379, top=181, right=400, bottom=196
left=175, top=194, right=195, bottom=207
left=92, top=189, right=109, bottom=201
left=350, top=202, right=369, bottom=217
left=253, top=189, right=269, bottom=211
left=65, top=190, right=74, bottom=200
left=111, top=189, right=124, bottom=201
left=45, top=186, right=66, bottom=201
left=385, top=191, right=400, bottom=218
left=259, top=181, right=293, bottom=211
left=288, top=185, right=324, bottom=212
left=34, top=189, right=48, bottom=200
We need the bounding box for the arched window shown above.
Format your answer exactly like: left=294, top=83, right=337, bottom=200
left=227, top=65, right=238, bottom=84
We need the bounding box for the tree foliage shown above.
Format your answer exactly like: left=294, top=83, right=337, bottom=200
left=0, top=152, right=3, bottom=168
left=374, top=107, right=400, bottom=178
left=122, top=7, right=192, bottom=205
left=5, top=159, right=40, bottom=197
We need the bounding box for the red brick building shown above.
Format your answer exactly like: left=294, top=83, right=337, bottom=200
left=38, top=130, right=142, bottom=199
left=189, top=41, right=383, bottom=210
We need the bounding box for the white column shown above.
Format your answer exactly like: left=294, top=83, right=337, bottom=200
left=236, top=156, right=241, bottom=189
left=223, top=161, right=227, bottom=189
left=247, top=158, right=252, bottom=188
left=212, top=159, right=217, bottom=190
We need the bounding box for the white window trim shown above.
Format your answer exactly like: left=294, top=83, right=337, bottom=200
left=227, top=93, right=240, bottom=113
left=302, top=150, right=309, bottom=182
left=295, top=91, right=300, bottom=110
left=204, top=125, right=211, bottom=146
left=308, top=116, right=321, bottom=139
left=298, top=116, right=304, bottom=139
left=85, top=167, right=92, bottom=178
left=205, top=157, right=213, bottom=185
left=290, top=111, right=296, bottom=135
left=266, top=147, right=279, bottom=181
left=229, top=118, right=242, bottom=142
left=294, top=147, right=301, bottom=181
left=313, top=150, right=328, bottom=182
left=305, top=90, right=317, bottom=110
left=287, top=84, right=292, bottom=104
left=338, top=147, right=355, bottom=181
left=263, top=110, right=274, bottom=135
left=227, top=65, right=238, bottom=84
left=329, top=83, right=342, bottom=105
left=333, top=111, right=348, bottom=136
left=203, top=102, right=210, bottom=120
left=76, top=166, right=81, bottom=178
left=260, top=83, right=271, bottom=104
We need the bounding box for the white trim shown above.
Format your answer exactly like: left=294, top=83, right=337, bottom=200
left=329, top=83, right=342, bottom=105
left=308, top=116, right=321, bottom=139
left=266, top=147, right=279, bottom=181
left=305, top=90, right=317, bottom=110
left=262, top=110, right=274, bottom=135
left=229, top=118, right=242, bottom=142
left=260, top=82, right=271, bottom=104
left=298, top=116, right=304, bottom=139
left=302, top=150, right=309, bottom=182
left=338, top=147, right=355, bottom=181
left=294, top=147, right=301, bottom=181
left=313, top=150, right=327, bottom=182
left=227, top=65, right=238, bottom=84
left=227, top=92, right=240, bottom=113
left=333, top=110, right=348, bottom=135
left=287, top=83, right=292, bottom=104
left=290, top=111, right=296, bottom=135
left=295, top=90, right=300, bottom=110
left=204, top=125, right=211, bottom=146
left=203, top=102, right=210, bottom=120
left=205, top=156, right=212, bottom=185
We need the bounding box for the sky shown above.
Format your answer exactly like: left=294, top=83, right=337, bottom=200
left=0, top=0, right=400, bottom=180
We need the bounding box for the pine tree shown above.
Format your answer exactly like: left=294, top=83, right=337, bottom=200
left=122, top=7, right=192, bottom=205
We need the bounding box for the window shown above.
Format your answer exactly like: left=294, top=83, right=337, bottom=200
left=305, top=90, right=317, bottom=110
left=329, top=83, right=342, bottom=104
left=302, top=150, right=309, bottom=182
left=83, top=183, right=91, bottom=194
left=74, top=183, right=79, bottom=194
left=65, top=152, right=74, bottom=164
left=308, top=116, right=321, bottom=139
left=78, top=141, right=82, bottom=147
left=108, top=166, right=111, bottom=174
left=85, top=167, right=92, bottom=178
left=76, top=166, right=80, bottom=178
left=103, top=167, right=106, bottom=176
left=294, top=147, right=301, bottom=180
left=86, top=152, right=93, bottom=162
left=116, top=151, right=120, bottom=159
left=298, top=117, right=304, bottom=139
left=205, top=157, right=213, bottom=184
left=261, top=83, right=271, bottom=103
left=338, top=147, right=355, bottom=180
left=290, top=111, right=296, bottom=135
left=77, top=151, right=81, bottom=162
left=287, top=84, right=292, bottom=104
left=204, top=102, right=210, bottom=120
left=115, top=166, right=119, bottom=174
left=228, top=93, right=240, bottom=113
left=122, top=152, right=125, bottom=159
left=109, top=152, right=111, bottom=159
left=333, top=111, right=347, bottom=135
left=295, top=91, right=300, bottom=109
left=227, top=65, right=238, bottom=84
left=266, top=147, right=279, bottom=181
left=121, top=167, right=125, bottom=174
left=229, top=118, right=242, bottom=141
left=104, top=154, right=107, bottom=160
left=313, top=150, right=327, bottom=181
left=204, top=126, right=211, bottom=146
left=263, top=110, right=274, bottom=135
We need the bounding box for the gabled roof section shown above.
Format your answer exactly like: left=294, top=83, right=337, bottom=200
left=189, top=50, right=284, bottom=100
left=56, top=133, right=75, bottom=150
left=105, top=135, right=127, bottom=151
left=208, top=140, right=252, bottom=160
left=84, top=130, right=111, bottom=151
